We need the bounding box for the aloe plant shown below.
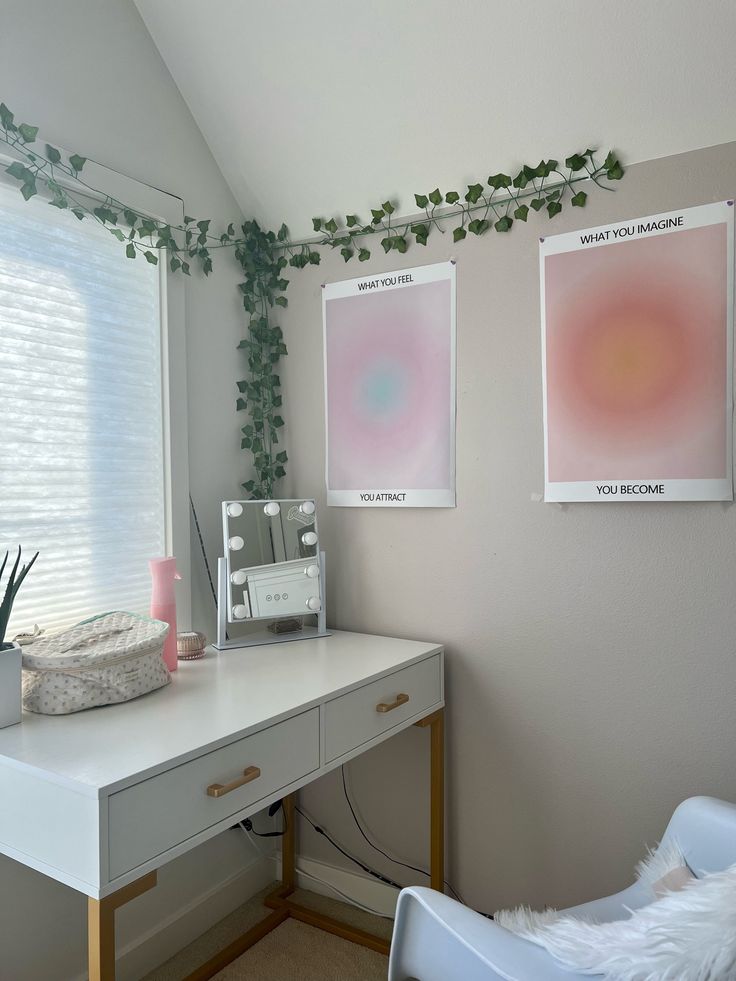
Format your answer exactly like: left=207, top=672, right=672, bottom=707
left=0, top=547, right=38, bottom=650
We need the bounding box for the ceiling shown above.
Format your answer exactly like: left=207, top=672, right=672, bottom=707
left=135, top=0, right=736, bottom=237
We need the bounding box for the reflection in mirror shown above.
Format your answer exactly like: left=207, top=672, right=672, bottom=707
left=221, top=500, right=323, bottom=634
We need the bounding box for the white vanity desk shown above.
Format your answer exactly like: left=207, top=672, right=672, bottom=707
left=0, top=630, right=445, bottom=980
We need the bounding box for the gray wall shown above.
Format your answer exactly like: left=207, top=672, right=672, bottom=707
left=280, top=142, right=736, bottom=912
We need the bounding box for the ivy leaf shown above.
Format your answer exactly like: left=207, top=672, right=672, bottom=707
left=6, top=161, right=32, bottom=182
left=547, top=200, right=563, bottom=218
left=414, top=193, right=429, bottom=209
left=565, top=153, right=587, bottom=172
left=236, top=398, right=247, bottom=411
left=465, top=183, right=484, bottom=204
left=123, top=208, right=138, bottom=227
left=72, top=208, right=85, bottom=221
left=468, top=218, right=490, bottom=235
left=69, top=154, right=86, bottom=173
left=514, top=204, right=529, bottom=221
left=428, top=188, right=442, bottom=206
left=308, top=251, right=321, bottom=264
left=273, top=415, right=285, bottom=428
left=494, top=215, right=513, bottom=232
left=312, top=217, right=323, bottom=232
left=110, top=228, right=126, bottom=241
left=530, top=198, right=545, bottom=212
left=604, top=153, right=624, bottom=180
left=18, top=123, right=38, bottom=143
left=487, top=173, right=512, bottom=190
left=444, top=190, right=460, bottom=205
left=277, top=222, right=288, bottom=241
left=345, top=214, right=359, bottom=227
left=340, top=247, right=354, bottom=262
left=358, top=248, right=371, bottom=261
left=275, top=296, right=288, bottom=307
left=410, top=222, right=429, bottom=237
left=371, top=208, right=385, bottom=224
left=276, top=451, right=288, bottom=464
left=144, top=250, right=159, bottom=264
left=571, top=190, right=587, bottom=207
left=395, top=236, right=408, bottom=253
left=382, top=200, right=395, bottom=215
left=170, top=255, right=181, bottom=271
left=20, top=180, right=37, bottom=201
left=0, top=103, right=16, bottom=131
left=381, top=236, right=392, bottom=253
left=324, top=217, right=338, bottom=233
left=513, top=169, right=529, bottom=189
left=453, top=226, right=467, bottom=242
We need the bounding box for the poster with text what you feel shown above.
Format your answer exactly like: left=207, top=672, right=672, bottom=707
left=323, top=261, right=456, bottom=507
left=540, top=201, right=734, bottom=502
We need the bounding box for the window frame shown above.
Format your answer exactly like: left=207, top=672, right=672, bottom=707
left=0, top=151, right=191, bottom=630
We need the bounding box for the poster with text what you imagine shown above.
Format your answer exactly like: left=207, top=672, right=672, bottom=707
left=323, top=261, right=456, bottom=507
left=540, top=201, right=733, bottom=502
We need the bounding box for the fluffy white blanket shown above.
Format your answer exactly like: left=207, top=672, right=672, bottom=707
left=496, top=843, right=736, bottom=980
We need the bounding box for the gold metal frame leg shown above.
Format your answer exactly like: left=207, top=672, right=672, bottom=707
left=415, top=707, right=446, bottom=891
left=88, top=871, right=157, bottom=981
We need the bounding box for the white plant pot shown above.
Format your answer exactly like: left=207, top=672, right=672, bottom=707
left=0, top=641, right=22, bottom=728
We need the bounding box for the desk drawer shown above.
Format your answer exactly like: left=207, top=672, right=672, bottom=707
left=324, top=654, right=441, bottom=763
left=108, top=708, right=319, bottom=878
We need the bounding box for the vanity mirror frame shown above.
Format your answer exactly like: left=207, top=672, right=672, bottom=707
left=214, top=498, right=329, bottom=650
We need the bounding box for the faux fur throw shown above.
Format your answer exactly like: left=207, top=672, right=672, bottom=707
left=495, top=842, right=736, bottom=980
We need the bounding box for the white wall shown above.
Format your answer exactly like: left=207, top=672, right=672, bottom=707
left=137, top=0, right=736, bottom=236
left=278, top=142, right=736, bottom=913
left=0, top=2, right=267, bottom=977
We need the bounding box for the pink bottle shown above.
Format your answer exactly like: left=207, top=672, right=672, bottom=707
left=149, top=557, right=181, bottom=672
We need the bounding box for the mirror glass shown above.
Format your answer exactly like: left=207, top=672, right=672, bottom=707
left=222, top=499, right=321, bottom=626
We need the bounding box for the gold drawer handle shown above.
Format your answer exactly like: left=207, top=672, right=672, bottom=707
left=207, top=765, right=261, bottom=798
left=376, top=692, right=410, bottom=714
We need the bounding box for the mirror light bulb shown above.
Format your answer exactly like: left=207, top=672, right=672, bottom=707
left=230, top=570, right=247, bottom=586
left=306, top=596, right=322, bottom=612
left=232, top=604, right=248, bottom=620
left=228, top=536, right=244, bottom=551
left=227, top=503, right=243, bottom=518
left=305, top=564, right=320, bottom=578
left=302, top=531, right=318, bottom=546
left=263, top=501, right=281, bottom=517
left=300, top=501, right=316, bottom=515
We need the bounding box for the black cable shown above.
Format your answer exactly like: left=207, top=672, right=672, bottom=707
left=295, top=806, right=404, bottom=890
left=189, top=494, right=218, bottom=609
left=340, top=765, right=467, bottom=905
left=240, top=799, right=287, bottom=838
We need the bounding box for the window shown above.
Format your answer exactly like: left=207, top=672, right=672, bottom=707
left=0, top=178, right=168, bottom=636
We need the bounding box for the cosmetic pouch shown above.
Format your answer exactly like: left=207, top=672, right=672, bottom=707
left=21, top=611, right=170, bottom=715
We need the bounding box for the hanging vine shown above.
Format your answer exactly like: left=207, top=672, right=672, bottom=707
left=0, top=100, right=624, bottom=497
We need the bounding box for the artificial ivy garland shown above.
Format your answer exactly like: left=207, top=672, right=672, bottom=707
left=0, top=101, right=624, bottom=497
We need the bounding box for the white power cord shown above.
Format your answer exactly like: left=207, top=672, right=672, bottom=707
left=239, top=814, right=395, bottom=919
left=294, top=864, right=395, bottom=920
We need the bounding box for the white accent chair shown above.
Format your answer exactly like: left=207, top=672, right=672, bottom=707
left=388, top=796, right=736, bottom=981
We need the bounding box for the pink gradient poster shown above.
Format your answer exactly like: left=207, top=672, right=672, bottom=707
left=541, top=202, right=733, bottom=502
left=323, top=261, right=456, bottom=507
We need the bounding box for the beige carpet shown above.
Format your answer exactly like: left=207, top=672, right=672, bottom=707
left=144, top=884, right=392, bottom=981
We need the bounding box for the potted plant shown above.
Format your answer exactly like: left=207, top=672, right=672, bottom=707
left=0, top=547, right=38, bottom=728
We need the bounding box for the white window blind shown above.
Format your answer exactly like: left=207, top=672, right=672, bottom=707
left=0, top=179, right=166, bottom=637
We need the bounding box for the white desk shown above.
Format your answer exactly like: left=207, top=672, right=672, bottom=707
left=0, top=630, right=445, bottom=980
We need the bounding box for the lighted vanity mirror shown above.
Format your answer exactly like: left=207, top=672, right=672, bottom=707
left=215, top=499, right=328, bottom=650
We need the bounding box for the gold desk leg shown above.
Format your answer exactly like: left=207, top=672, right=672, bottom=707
left=416, top=707, right=445, bottom=892
left=88, top=871, right=157, bottom=981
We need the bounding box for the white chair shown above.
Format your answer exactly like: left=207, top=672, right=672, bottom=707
left=388, top=796, right=736, bottom=981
